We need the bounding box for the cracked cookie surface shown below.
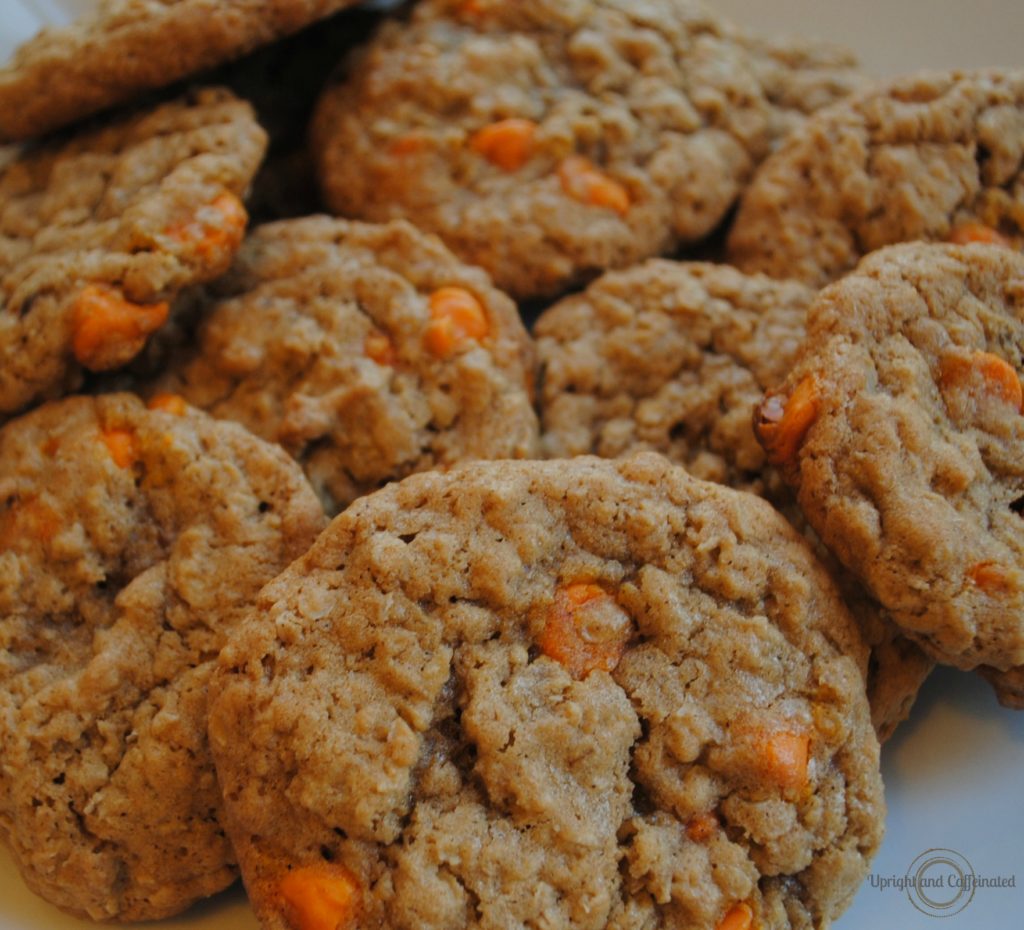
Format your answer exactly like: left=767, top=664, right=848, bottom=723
left=0, top=88, right=266, bottom=418
left=311, top=0, right=860, bottom=299
left=208, top=454, right=884, bottom=930
left=753, top=242, right=1024, bottom=671
left=154, top=216, right=539, bottom=513
left=535, top=259, right=931, bottom=740
left=0, top=0, right=362, bottom=141
left=727, top=69, right=1024, bottom=287
left=0, top=393, right=324, bottom=920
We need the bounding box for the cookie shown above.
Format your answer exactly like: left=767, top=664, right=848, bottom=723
left=536, top=259, right=812, bottom=497
left=0, top=393, right=325, bottom=920
left=753, top=242, right=1024, bottom=671
left=0, top=87, right=266, bottom=418
left=311, top=0, right=861, bottom=299
left=727, top=68, right=1024, bottom=287
left=153, top=216, right=539, bottom=513
left=208, top=453, right=885, bottom=930
left=535, top=259, right=932, bottom=740
left=0, top=0, right=363, bottom=141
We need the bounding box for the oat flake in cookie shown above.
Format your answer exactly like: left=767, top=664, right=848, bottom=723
left=0, top=88, right=266, bottom=418
left=535, top=259, right=932, bottom=741
left=0, top=393, right=325, bottom=920
left=0, top=0, right=364, bottom=141
left=209, top=454, right=884, bottom=930
left=754, top=242, right=1024, bottom=672
left=727, top=69, right=1024, bottom=288
left=311, top=0, right=861, bottom=300
left=153, top=216, right=539, bottom=513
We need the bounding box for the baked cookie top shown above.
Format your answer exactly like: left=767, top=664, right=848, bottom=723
left=727, top=68, right=1024, bottom=287
left=535, top=259, right=812, bottom=500
left=0, top=0, right=362, bottom=141
left=154, top=216, right=539, bottom=513
left=209, top=454, right=884, bottom=930
left=754, top=242, right=1024, bottom=671
left=534, top=258, right=931, bottom=741
left=0, top=87, right=266, bottom=417
left=310, top=0, right=861, bottom=299
left=0, top=393, right=325, bottom=920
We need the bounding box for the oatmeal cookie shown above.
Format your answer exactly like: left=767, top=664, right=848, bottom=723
left=153, top=216, right=539, bottom=513
left=311, top=0, right=861, bottom=299
left=727, top=69, right=1024, bottom=287
left=0, top=88, right=266, bottom=417
left=535, top=259, right=931, bottom=740
left=753, top=242, right=1024, bottom=671
left=209, top=453, right=884, bottom=930
left=0, top=0, right=363, bottom=141
left=0, top=393, right=325, bottom=920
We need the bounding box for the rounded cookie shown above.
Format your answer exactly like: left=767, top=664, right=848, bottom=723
left=0, top=87, right=266, bottom=417
left=535, top=259, right=932, bottom=740
left=153, top=216, right=539, bottom=513
left=727, top=68, right=1024, bottom=287
left=311, top=0, right=861, bottom=299
left=753, top=242, right=1024, bottom=671
left=209, top=453, right=885, bottom=930
left=0, top=393, right=325, bottom=920
left=0, top=0, right=363, bottom=141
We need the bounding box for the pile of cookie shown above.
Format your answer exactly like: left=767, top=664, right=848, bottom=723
left=0, top=2, right=1021, bottom=929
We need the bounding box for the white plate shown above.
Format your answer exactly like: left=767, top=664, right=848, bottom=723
left=2, top=1, right=1024, bottom=928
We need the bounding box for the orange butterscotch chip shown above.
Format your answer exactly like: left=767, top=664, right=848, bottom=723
left=424, top=287, right=489, bottom=358
left=558, top=156, right=630, bottom=215
left=685, top=811, right=719, bottom=843
left=715, top=902, right=754, bottom=930
left=278, top=863, right=359, bottom=930
left=165, top=191, right=247, bottom=267
left=470, top=118, right=537, bottom=171
left=364, top=329, right=398, bottom=367
left=757, top=730, right=810, bottom=792
left=101, top=428, right=138, bottom=470
left=947, top=222, right=1011, bottom=248
left=0, top=497, right=61, bottom=549
left=968, top=561, right=1016, bottom=594
left=70, top=284, right=170, bottom=372
left=389, top=133, right=428, bottom=157
left=147, top=393, right=188, bottom=416
left=538, top=582, right=633, bottom=679
left=939, top=350, right=1023, bottom=412
left=754, top=375, right=819, bottom=468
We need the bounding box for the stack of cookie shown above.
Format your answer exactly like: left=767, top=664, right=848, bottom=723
left=0, top=2, right=1021, bottom=930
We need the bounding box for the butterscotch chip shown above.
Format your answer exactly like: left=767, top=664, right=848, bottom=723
left=755, top=242, right=1024, bottom=672
left=0, top=88, right=266, bottom=417
left=209, top=454, right=884, bottom=930
left=535, top=259, right=932, bottom=740
left=153, top=216, right=539, bottom=513
left=727, top=69, right=1024, bottom=287
left=311, top=0, right=861, bottom=299
left=0, top=0, right=363, bottom=141
left=0, top=393, right=325, bottom=920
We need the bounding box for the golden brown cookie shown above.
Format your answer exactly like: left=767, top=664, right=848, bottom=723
left=0, top=393, right=325, bottom=920
left=153, top=216, right=539, bottom=513
left=209, top=454, right=885, bottom=930
left=311, top=0, right=861, bottom=299
left=727, top=68, right=1024, bottom=287
left=0, top=88, right=266, bottom=418
left=754, top=242, right=1024, bottom=671
left=0, top=0, right=363, bottom=141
